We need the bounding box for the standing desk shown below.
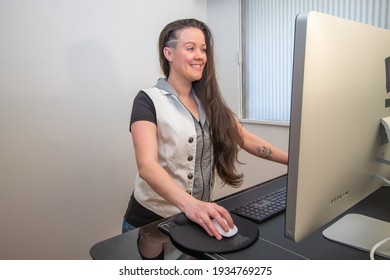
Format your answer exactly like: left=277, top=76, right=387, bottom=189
left=90, top=175, right=390, bottom=260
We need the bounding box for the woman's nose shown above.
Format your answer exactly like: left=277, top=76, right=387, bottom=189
left=194, top=49, right=206, bottom=59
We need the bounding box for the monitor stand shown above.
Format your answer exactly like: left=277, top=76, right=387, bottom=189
left=322, top=213, right=390, bottom=259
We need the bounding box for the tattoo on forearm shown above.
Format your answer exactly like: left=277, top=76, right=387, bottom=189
left=257, top=146, right=273, bottom=159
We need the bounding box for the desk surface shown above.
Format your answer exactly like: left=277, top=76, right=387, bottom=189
left=90, top=175, right=390, bottom=260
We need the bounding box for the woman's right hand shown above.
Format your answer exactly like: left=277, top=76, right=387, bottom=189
left=182, top=198, right=235, bottom=240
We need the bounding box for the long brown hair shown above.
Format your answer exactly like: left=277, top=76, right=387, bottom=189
left=158, top=18, right=243, bottom=186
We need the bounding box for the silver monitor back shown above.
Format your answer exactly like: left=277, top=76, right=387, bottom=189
left=286, top=11, right=390, bottom=243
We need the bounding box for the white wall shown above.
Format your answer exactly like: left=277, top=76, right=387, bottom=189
left=0, top=0, right=207, bottom=260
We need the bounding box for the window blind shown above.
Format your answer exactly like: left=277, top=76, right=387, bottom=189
left=242, top=0, right=390, bottom=123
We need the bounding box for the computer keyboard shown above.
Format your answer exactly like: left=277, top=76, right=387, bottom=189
left=231, top=187, right=287, bottom=223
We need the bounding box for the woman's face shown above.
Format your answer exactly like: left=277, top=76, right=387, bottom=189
left=165, top=27, right=207, bottom=84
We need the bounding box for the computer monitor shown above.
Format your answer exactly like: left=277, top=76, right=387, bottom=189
left=285, top=11, right=390, bottom=257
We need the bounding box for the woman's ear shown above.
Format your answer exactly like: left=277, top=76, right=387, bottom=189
left=163, top=47, right=173, bottom=62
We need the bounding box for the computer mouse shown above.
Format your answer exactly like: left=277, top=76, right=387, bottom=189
left=174, top=213, right=191, bottom=225
left=212, top=219, right=238, bottom=238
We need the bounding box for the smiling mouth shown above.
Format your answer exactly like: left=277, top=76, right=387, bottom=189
left=191, top=64, right=202, bottom=70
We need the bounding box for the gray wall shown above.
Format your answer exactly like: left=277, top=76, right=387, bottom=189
left=0, top=0, right=288, bottom=259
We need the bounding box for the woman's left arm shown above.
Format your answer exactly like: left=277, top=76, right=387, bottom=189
left=235, top=120, right=288, bottom=165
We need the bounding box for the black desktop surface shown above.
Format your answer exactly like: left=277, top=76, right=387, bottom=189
left=90, top=175, right=390, bottom=260
left=216, top=175, right=390, bottom=260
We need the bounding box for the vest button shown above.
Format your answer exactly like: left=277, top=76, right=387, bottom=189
left=188, top=137, right=194, bottom=143
left=187, top=174, right=193, bottom=179
left=187, top=156, right=193, bottom=161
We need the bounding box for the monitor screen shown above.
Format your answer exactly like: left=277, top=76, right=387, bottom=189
left=285, top=11, right=390, bottom=256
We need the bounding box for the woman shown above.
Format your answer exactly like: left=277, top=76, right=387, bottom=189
left=123, top=18, right=288, bottom=242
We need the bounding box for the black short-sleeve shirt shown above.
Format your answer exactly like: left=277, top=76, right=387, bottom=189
left=129, top=91, right=156, bottom=131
